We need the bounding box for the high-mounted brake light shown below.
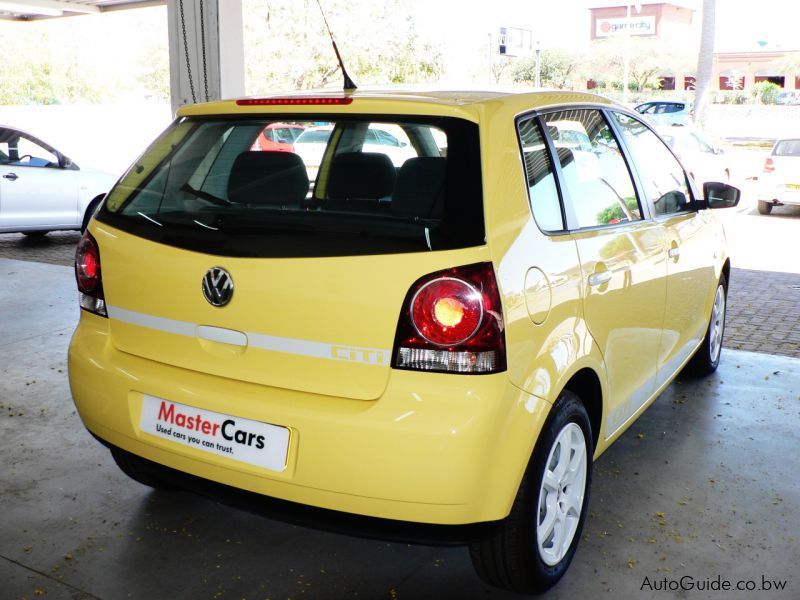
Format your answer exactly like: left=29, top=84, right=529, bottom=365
left=236, top=98, right=353, bottom=106
left=764, top=157, right=775, bottom=173
left=75, top=232, right=107, bottom=317
left=392, top=263, right=506, bottom=374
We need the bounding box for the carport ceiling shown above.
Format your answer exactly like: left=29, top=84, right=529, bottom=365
left=0, top=0, right=163, bottom=20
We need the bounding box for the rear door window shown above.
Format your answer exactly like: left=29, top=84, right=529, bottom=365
left=543, top=109, right=642, bottom=229
left=774, top=140, right=800, bottom=156
left=98, top=116, right=484, bottom=257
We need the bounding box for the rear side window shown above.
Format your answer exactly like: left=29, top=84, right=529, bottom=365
left=517, top=117, right=563, bottom=232
left=98, top=116, right=484, bottom=258
left=544, top=109, right=642, bottom=229
left=774, top=140, right=800, bottom=156
left=611, top=112, right=692, bottom=216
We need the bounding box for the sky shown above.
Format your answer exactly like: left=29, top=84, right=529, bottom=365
left=713, top=0, right=800, bottom=51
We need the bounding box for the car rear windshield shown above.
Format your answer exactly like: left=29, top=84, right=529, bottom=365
left=774, top=140, right=800, bottom=157
left=97, top=115, right=484, bottom=258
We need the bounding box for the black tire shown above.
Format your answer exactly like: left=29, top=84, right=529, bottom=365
left=81, top=195, right=105, bottom=233
left=22, top=231, right=47, bottom=237
left=684, top=273, right=727, bottom=376
left=469, top=390, right=592, bottom=594
left=110, top=447, right=178, bottom=491
left=758, top=200, right=773, bottom=215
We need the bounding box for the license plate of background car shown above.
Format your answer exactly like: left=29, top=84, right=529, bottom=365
left=139, top=394, right=290, bottom=472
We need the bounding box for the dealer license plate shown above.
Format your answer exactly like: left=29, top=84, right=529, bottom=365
left=139, top=395, right=290, bottom=472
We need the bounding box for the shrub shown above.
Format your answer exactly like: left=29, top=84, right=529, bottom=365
left=751, top=81, right=782, bottom=104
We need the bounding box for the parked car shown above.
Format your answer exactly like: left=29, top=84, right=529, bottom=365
left=758, top=138, right=800, bottom=214
left=291, top=125, right=333, bottom=181
left=251, top=122, right=306, bottom=152
left=293, top=122, right=417, bottom=183
left=0, top=126, right=115, bottom=235
left=775, top=91, right=800, bottom=106
left=656, top=125, right=731, bottom=188
left=634, top=100, right=692, bottom=126
left=69, top=90, right=739, bottom=594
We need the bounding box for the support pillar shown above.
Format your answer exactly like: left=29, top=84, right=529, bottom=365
left=166, top=0, right=245, bottom=115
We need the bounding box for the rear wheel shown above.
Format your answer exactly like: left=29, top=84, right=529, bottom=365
left=758, top=200, right=773, bottom=215
left=469, top=391, right=592, bottom=594
left=110, top=448, right=178, bottom=491
left=685, top=274, right=727, bottom=376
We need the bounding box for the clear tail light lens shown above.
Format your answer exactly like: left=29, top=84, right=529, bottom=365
left=75, top=232, right=107, bottom=317
left=392, top=263, right=505, bottom=374
left=764, top=157, right=775, bottom=173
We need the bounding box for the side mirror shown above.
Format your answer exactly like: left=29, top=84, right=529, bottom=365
left=703, top=181, right=740, bottom=209
left=60, top=153, right=74, bottom=169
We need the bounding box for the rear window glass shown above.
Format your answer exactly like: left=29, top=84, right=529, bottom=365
left=774, top=140, right=800, bottom=156
left=98, top=115, right=484, bottom=258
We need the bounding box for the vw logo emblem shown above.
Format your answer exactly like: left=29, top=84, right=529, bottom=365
left=202, top=267, right=234, bottom=307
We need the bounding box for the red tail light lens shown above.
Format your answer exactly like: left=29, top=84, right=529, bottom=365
left=75, top=232, right=107, bottom=317
left=393, top=263, right=505, bottom=374
left=764, top=157, right=775, bottom=173
left=411, top=278, right=483, bottom=345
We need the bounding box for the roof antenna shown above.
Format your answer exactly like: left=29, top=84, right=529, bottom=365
left=314, top=0, right=357, bottom=91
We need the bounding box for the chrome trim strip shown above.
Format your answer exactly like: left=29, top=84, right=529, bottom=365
left=106, top=305, right=389, bottom=365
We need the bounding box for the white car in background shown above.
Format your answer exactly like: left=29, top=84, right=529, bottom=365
left=656, top=125, right=731, bottom=189
left=634, top=100, right=692, bottom=126
left=293, top=123, right=417, bottom=182
left=758, top=138, right=800, bottom=215
left=292, top=125, right=333, bottom=182
left=0, top=126, right=115, bottom=235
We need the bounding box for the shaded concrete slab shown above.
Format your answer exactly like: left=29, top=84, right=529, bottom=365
left=1, top=259, right=798, bottom=599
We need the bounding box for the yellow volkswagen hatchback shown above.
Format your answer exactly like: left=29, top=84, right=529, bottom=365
left=69, top=90, right=739, bottom=593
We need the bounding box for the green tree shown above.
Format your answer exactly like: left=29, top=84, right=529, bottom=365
left=751, top=81, right=781, bottom=104
left=510, top=49, right=580, bottom=89
left=585, top=37, right=693, bottom=93
left=243, top=0, right=443, bottom=94
left=137, top=43, right=170, bottom=102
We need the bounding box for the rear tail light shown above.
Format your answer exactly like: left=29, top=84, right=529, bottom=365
left=75, top=232, right=107, bottom=317
left=392, top=263, right=505, bottom=374
left=764, top=157, right=775, bottom=173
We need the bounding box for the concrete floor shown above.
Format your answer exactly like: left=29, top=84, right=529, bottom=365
left=1, top=258, right=798, bottom=600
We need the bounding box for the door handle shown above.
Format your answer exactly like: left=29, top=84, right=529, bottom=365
left=2, top=173, right=18, bottom=181
left=587, top=270, right=613, bottom=287
left=668, top=246, right=680, bottom=259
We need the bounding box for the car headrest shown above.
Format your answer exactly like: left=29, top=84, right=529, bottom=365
left=555, top=147, right=576, bottom=168
left=227, top=151, right=309, bottom=206
left=391, top=157, right=446, bottom=218
left=327, top=152, right=396, bottom=200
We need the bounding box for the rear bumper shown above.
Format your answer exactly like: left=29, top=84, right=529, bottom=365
left=68, top=312, right=551, bottom=525
left=759, top=184, right=800, bottom=206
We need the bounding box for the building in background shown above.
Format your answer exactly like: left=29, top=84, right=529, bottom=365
left=587, top=0, right=798, bottom=92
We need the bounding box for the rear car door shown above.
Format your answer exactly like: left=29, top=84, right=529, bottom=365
left=0, top=129, right=79, bottom=229
left=543, top=108, right=667, bottom=437
left=609, top=112, right=718, bottom=387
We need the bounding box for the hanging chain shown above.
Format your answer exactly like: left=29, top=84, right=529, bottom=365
left=199, top=0, right=209, bottom=101
left=178, top=0, right=196, bottom=103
